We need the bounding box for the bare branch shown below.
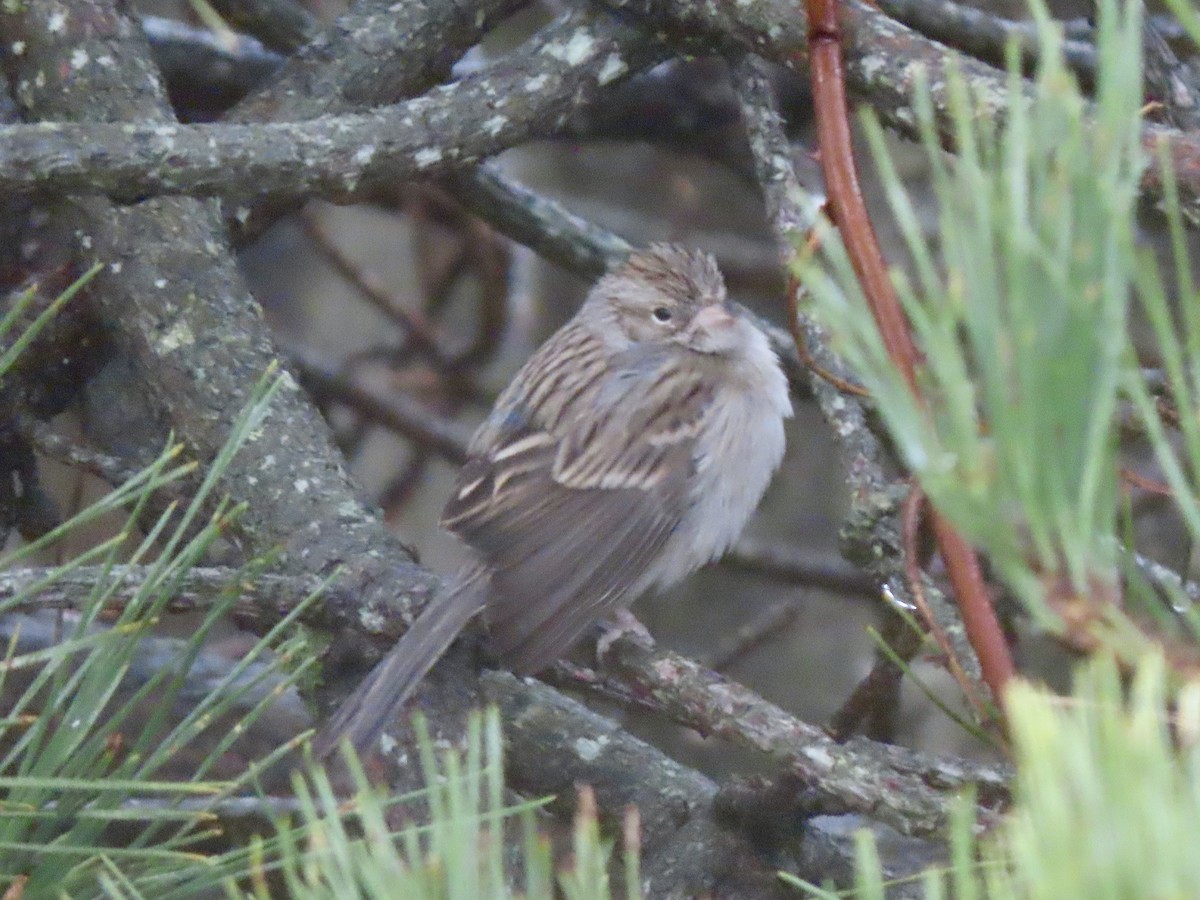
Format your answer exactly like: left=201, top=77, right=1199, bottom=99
left=0, top=12, right=665, bottom=203
left=591, top=0, right=1200, bottom=222
left=723, top=535, right=877, bottom=597
left=0, top=563, right=333, bottom=622
left=287, top=344, right=473, bottom=465
left=582, top=638, right=1011, bottom=837
left=875, top=0, right=1097, bottom=86
left=228, top=0, right=526, bottom=122
left=445, top=164, right=630, bottom=281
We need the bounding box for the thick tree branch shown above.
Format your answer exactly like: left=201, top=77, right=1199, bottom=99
left=483, top=671, right=785, bottom=898
left=0, top=12, right=664, bottom=202
left=587, top=0, right=1200, bottom=221
left=0, top=564, right=336, bottom=624
left=874, top=0, right=1097, bottom=86
left=7, top=1, right=1195, bottom=223
left=0, top=1, right=1194, bottom=221
left=598, top=639, right=1010, bottom=837
left=0, top=0, right=442, bottom=668
left=218, top=0, right=528, bottom=238
left=444, top=164, right=630, bottom=281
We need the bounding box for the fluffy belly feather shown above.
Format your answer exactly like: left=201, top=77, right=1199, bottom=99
left=651, top=374, right=790, bottom=588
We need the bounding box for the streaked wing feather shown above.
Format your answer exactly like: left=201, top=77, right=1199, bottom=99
left=441, top=327, right=714, bottom=672
left=553, top=353, right=712, bottom=491
left=482, top=464, right=684, bottom=672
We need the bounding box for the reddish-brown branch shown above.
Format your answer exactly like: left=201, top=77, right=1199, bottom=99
left=803, top=5, right=918, bottom=389
left=787, top=273, right=871, bottom=397
left=928, top=516, right=1013, bottom=710
left=804, top=0, right=1014, bottom=711
left=299, top=208, right=447, bottom=362
left=902, top=486, right=990, bottom=722
left=1120, top=467, right=1173, bottom=498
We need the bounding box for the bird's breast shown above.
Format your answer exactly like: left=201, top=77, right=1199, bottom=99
left=650, top=362, right=790, bottom=588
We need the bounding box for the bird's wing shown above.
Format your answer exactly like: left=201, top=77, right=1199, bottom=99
left=442, top=329, right=712, bottom=672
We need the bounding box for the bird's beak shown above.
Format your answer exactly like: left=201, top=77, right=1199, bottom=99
left=691, top=302, right=738, bottom=335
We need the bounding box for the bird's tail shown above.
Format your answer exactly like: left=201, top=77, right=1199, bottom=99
left=313, top=567, right=488, bottom=760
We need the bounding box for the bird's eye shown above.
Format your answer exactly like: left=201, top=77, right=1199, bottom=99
left=652, top=306, right=673, bottom=323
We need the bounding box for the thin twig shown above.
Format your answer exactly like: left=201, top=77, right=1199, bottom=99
left=901, top=485, right=990, bottom=722
left=1120, top=467, right=1174, bottom=498
left=704, top=599, right=806, bottom=671
left=723, top=535, right=877, bottom=597
left=287, top=345, right=472, bottom=465
left=298, top=209, right=447, bottom=361
left=825, top=608, right=921, bottom=741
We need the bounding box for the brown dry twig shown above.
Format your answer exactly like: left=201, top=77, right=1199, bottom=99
left=825, top=607, right=923, bottom=741
left=901, top=485, right=991, bottom=723
left=286, top=344, right=472, bottom=465
left=1120, top=467, right=1174, bottom=498
left=704, top=598, right=807, bottom=671
left=786, top=270, right=870, bottom=397
left=299, top=208, right=447, bottom=362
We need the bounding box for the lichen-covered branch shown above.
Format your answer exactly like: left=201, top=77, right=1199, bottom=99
left=0, top=564, right=340, bottom=627
left=228, top=0, right=525, bottom=122
left=218, top=0, right=527, bottom=238
left=589, top=0, right=1200, bottom=222
left=0, top=12, right=664, bottom=203
left=0, top=0, right=438, bottom=645
left=600, top=639, right=1011, bottom=837
left=874, top=0, right=1097, bottom=85
left=3, top=0, right=1198, bottom=222
left=444, top=164, right=631, bottom=281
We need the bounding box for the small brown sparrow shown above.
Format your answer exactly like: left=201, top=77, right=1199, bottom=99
left=316, top=244, right=791, bottom=757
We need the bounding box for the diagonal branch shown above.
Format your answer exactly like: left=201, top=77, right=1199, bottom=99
left=595, top=638, right=1011, bottom=837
